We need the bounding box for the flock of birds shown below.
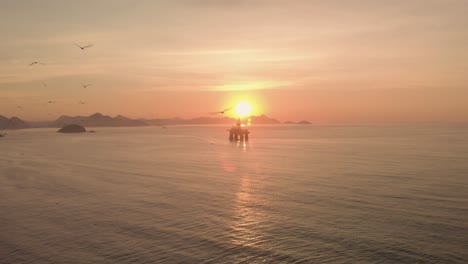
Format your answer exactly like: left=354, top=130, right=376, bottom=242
left=26, top=43, right=94, bottom=110
left=23, top=42, right=233, bottom=118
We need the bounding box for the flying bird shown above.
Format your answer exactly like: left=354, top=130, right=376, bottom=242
left=74, top=43, right=93, bottom=50
left=41, top=81, right=47, bottom=87
left=81, top=83, right=92, bottom=88
left=48, top=101, right=56, bottom=104
left=29, top=61, right=45, bottom=66
left=210, top=107, right=232, bottom=115
left=78, top=101, right=86, bottom=105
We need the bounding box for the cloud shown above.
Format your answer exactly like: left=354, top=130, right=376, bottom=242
left=208, top=81, right=292, bottom=91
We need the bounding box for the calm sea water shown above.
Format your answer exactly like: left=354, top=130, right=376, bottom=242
left=1, top=125, right=467, bottom=263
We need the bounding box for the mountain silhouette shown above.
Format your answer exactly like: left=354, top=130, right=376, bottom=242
left=298, top=120, right=311, bottom=125
left=52, top=113, right=147, bottom=128
left=0, top=115, right=29, bottom=130
left=283, top=120, right=312, bottom=125
left=143, top=115, right=280, bottom=125
left=1, top=113, right=300, bottom=129
left=249, top=114, right=280, bottom=124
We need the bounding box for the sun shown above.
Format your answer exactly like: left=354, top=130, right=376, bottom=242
left=234, top=101, right=253, bottom=117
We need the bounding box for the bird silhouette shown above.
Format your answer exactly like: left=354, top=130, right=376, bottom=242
left=48, top=101, right=56, bottom=104
left=29, top=61, right=45, bottom=66
left=81, top=83, right=92, bottom=88
left=78, top=101, right=86, bottom=105
left=74, top=43, right=93, bottom=50
left=210, top=107, right=232, bottom=115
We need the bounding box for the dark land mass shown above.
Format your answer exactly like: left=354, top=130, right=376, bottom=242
left=298, top=120, right=312, bottom=125
left=52, top=113, right=148, bottom=128
left=143, top=114, right=281, bottom=126
left=57, top=124, right=86, bottom=133
left=0, top=115, right=29, bottom=130
left=1, top=113, right=310, bottom=129
left=283, top=120, right=312, bottom=125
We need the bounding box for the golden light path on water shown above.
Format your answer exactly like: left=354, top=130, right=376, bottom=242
left=229, top=140, right=269, bottom=255
left=230, top=173, right=266, bottom=248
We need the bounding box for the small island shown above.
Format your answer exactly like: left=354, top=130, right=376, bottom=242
left=57, top=124, right=86, bottom=133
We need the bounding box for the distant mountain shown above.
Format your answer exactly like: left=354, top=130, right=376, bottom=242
left=298, top=120, right=311, bottom=125
left=0, top=115, right=29, bottom=130
left=141, top=117, right=185, bottom=126
left=249, top=115, right=281, bottom=124
left=143, top=116, right=235, bottom=125
left=0, top=115, right=8, bottom=128
left=143, top=115, right=280, bottom=125
left=1, top=113, right=292, bottom=129
left=52, top=113, right=148, bottom=128
left=283, top=120, right=312, bottom=125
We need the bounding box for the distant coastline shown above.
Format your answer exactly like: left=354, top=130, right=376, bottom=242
left=0, top=113, right=311, bottom=130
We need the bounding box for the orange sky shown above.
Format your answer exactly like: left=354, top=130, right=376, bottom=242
left=1, top=0, right=467, bottom=123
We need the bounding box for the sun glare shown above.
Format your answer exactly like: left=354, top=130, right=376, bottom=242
left=235, top=101, right=253, bottom=117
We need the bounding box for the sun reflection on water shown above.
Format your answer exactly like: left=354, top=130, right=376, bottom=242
left=236, top=140, right=249, bottom=152
left=229, top=174, right=266, bottom=248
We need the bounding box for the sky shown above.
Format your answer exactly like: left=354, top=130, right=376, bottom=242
left=1, top=0, right=467, bottom=123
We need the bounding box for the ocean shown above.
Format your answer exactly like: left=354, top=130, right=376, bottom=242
left=1, top=125, right=467, bottom=263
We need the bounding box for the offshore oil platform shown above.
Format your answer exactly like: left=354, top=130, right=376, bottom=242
left=229, top=118, right=250, bottom=141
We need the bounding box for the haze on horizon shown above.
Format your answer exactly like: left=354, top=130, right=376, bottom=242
left=1, top=0, right=467, bottom=123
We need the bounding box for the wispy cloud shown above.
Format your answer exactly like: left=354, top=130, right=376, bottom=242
left=208, top=81, right=292, bottom=91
